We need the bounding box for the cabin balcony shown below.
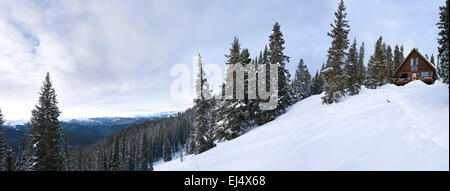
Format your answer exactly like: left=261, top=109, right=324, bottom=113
left=393, top=78, right=409, bottom=86
left=420, top=76, right=435, bottom=84
left=393, top=76, right=435, bottom=85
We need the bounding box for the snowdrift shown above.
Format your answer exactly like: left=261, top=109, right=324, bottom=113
left=156, top=81, right=449, bottom=170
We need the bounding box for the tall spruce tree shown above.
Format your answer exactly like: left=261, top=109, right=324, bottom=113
left=291, top=59, right=312, bottom=101
left=15, top=138, right=28, bottom=171
left=386, top=45, right=393, bottom=82
left=346, top=38, right=361, bottom=95
left=400, top=45, right=405, bottom=64
left=192, top=54, right=215, bottom=153
left=5, top=143, right=15, bottom=171
left=0, top=108, right=5, bottom=171
left=110, top=136, right=120, bottom=171
left=27, top=73, right=65, bottom=171
left=437, top=0, right=449, bottom=84
left=62, top=135, right=73, bottom=171
left=430, top=54, right=435, bottom=66
left=216, top=38, right=249, bottom=140
left=310, top=70, right=321, bottom=95
left=366, top=37, right=387, bottom=88
left=141, top=132, right=149, bottom=171
left=269, top=22, right=292, bottom=113
left=259, top=46, right=274, bottom=123
left=393, top=45, right=402, bottom=75
left=322, top=0, right=350, bottom=104
left=357, top=42, right=366, bottom=88
left=163, top=135, right=172, bottom=162
left=254, top=47, right=273, bottom=125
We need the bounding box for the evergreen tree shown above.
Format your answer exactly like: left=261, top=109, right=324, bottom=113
left=400, top=45, right=405, bottom=64
left=386, top=45, right=393, bottom=82
left=291, top=59, right=312, bottom=101
left=255, top=46, right=275, bottom=125
left=357, top=42, right=366, bottom=88
left=141, top=132, right=149, bottom=171
left=393, top=45, right=402, bottom=75
left=430, top=54, right=435, bottom=66
left=322, top=0, right=350, bottom=104
left=437, top=0, right=449, bottom=84
left=310, top=70, right=321, bottom=95
left=5, top=143, right=15, bottom=171
left=240, top=48, right=254, bottom=126
left=269, top=22, right=292, bottom=113
left=15, top=138, right=28, bottom=171
left=62, top=134, right=73, bottom=171
left=0, top=109, right=5, bottom=171
left=192, top=54, right=215, bottom=153
left=120, top=135, right=127, bottom=170
left=366, top=37, right=387, bottom=88
left=163, top=135, right=172, bottom=162
left=110, top=136, right=120, bottom=171
left=216, top=38, right=250, bottom=140
left=27, top=73, right=65, bottom=171
left=345, top=38, right=361, bottom=95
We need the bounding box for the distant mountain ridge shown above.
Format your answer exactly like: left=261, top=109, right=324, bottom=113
left=2, top=111, right=179, bottom=150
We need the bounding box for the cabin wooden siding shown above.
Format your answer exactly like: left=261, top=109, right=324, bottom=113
left=393, top=48, right=436, bottom=85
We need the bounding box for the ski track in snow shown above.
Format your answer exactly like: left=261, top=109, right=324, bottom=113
left=156, top=81, right=449, bottom=171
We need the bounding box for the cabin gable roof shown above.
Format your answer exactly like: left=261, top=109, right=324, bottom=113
left=393, top=48, right=437, bottom=75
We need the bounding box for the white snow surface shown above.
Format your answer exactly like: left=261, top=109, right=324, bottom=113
left=156, top=81, right=449, bottom=171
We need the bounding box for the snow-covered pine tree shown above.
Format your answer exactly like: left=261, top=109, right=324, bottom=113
left=365, top=37, right=387, bottom=88
left=364, top=55, right=377, bottom=88
left=247, top=57, right=259, bottom=124
left=386, top=45, right=393, bottom=83
left=163, top=135, right=172, bottom=161
left=437, top=0, right=449, bottom=84
left=322, top=0, right=350, bottom=104
left=357, top=42, right=366, bottom=89
left=310, top=70, right=321, bottom=95
left=430, top=54, right=435, bottom=66
left=345, top=38, right=360, bottom=95
left=400, top=45, right=405, bottom=65
left=110, top=136, right=120, bottom=171
left=0, top=108, right=5, bottom=171
left=120, top=135, right=127, bottom=170
left=215, top=38, right=248, bottom=140
left=255, top=46, right=275, bottom=125
left=125, top=143, right=134, bottom=171
left=393, top=45, right=402, bottom=75
left=140, top=131, right=149, bottom=171
left=291, top=59, right=312, bottom=101
left=27, top=73, right=65, bottom=171
left=5, top=143, right=15, bottom=171
left=241, top=49, right=258, bottom=127
left=62, top=134, right=73, bottom=171
left=15, top=138, right=28, bottom=171
left=268, top=22, right=292, bottom=113
left=234, top=48, right=252, bottom=127
left=192, top=54, right=215, bottom=153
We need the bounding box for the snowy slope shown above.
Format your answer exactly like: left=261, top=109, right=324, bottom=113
left=156, top=81, right=449, bottom=171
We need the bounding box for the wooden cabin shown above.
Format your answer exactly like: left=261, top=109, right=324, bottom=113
left=393, top=48, right=437, bottom=85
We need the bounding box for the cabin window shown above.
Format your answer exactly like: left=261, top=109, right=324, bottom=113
left=410, top=58, right=414, bottom=66
left=400, top=73, right=408, bottom=78
left=416, top=58, right=419, bottom=65
left=412, top=66, right=417, bottom=72
left=421, top=72, right=429, bottom=77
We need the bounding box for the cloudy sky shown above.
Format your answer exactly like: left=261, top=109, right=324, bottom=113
left=0, top=0, right=443, bottom=120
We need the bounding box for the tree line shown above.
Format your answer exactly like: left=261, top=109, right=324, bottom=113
left=0, top=0, right=448, bottom=171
